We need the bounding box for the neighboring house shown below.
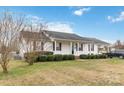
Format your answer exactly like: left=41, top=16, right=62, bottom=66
left=19, top=30, right=110, bottom=57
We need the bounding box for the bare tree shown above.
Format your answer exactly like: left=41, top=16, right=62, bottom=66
left=0, top=10, right=25, bottom=73
left=114, top=40, right=124, bottom=49
left=115, top=40, right=122, bottom=46
left=20, top=24, right=38, bottom=65
left=20, top=21, right=49, bottom=65
left=39, top=23, right=49, bottom=51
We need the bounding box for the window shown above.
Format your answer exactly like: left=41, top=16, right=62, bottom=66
left=88, top=44, right=90, bottom=51
left=56, top=42, right=62, bottom=51
left=91, top=44, right=94, bottom=51
left=79, top=43, right=83, bottom=51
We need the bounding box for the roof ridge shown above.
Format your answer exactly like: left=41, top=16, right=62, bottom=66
left=44, top=30, right=75, bottom=34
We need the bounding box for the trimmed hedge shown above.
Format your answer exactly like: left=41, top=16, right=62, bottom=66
left=37, top=55, right=47, bottom=62
left=63, top=55, right=75, bottom=60
left=24, top=52, right=107, bottom=63
left=24, top=51, right=53, bottom=59
left=68, top=55, right=75, bottom=60
left=24, top=52, right=75, bottom=62
left=63, top=55, right=69, bottom=60
left=24, top=51, right=53, bottom=63
left=79, top=54, right=88, bottom=59
left=54, top=54, right=63, bottom=61
left=47, top=55, right=55, bottom=61
left=80, top=54, right=107, bottom=59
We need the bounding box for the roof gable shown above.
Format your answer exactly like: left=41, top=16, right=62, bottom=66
left=20, top=31, right=50, bottom=41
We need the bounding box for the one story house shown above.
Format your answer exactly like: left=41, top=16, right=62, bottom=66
left=19, top=30, right=110, bottom=57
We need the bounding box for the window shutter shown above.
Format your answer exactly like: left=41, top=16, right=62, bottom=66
left=76, top=43, right=78, bottom=51
left=88, top=44, right=90, bottom=51
left=53, top=42, right=55, bottom=51
left=91, top=44, right=94, bottom=51
left=81, top=43, right=83, bottom=51
left=60, top=43, right=62, bottom=51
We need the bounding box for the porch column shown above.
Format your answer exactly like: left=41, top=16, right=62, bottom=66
left=70, top=42, right=72, bottom=54
left=107, top=46, right=110, bottom=53
left=54, top=41, right=56, bottom=51
left=88, top=43, right=91, bottom=54
left=77, top=42, right=79, bottom=51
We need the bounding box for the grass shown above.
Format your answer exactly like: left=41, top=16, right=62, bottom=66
left=0, top=58, right=124, bottom=85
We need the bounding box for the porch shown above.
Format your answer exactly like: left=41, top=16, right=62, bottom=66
left=52, top=40, right=98, bottom=56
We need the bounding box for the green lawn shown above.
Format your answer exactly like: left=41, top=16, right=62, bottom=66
left=0, top=58, right=124, bottom=85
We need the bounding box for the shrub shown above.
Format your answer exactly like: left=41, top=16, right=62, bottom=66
left=24, top=52, right=37, bottom=65
left=92, top=55, right=98, bottom=59
left=99, top=54, right=107, bottom=59
left=80, top=54, right=88, bottom=59
left=95, top=55, right=99, bottom=59
left=89, top=54, right=94, bottom=59
left=68, top=55, right=75, bottom=60
left=34, top=51, right=53, bottom=55
left=47, top=55, right=55, bottom=61
left=80, top=54, right=107, bottom=59
left=63, top=55, right=75, bottom=60
left=54, top=54, right=63, bottom=61
left=43, top=51, right=53, bottom=55
left=24, top=52, right=75, bottom=62
left=105, top=53, right=113, bottom=58
left=63, top=55, right=69, bottom=60
left=24, top=51, right=53, bottom=62
left=38, top=55, right=47, bottom=62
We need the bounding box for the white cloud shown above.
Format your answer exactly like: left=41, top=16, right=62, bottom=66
left=26, top=15, right=44, bottom=25
left=25, top=15, right=48, bottom=31
left=108, top=11, right=124, bottom=23
left=47, top=22, right=74, bottom=33
left=25, top=15, right=74, bottom=33
left=73, top=7, right=90, bottom=16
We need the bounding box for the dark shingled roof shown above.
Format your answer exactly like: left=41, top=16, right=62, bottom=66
left=44, top=30, right=83, bottom=40
left=90, top=38, right=109, bottom=44
left=45, top=30, right=109, bottom=44
left=20, top=30, right=109, bottom=45
left=80, top=37, right=110, bottom=45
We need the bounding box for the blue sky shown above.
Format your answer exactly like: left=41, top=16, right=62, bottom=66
left=0, top=6, right=124, bottom=43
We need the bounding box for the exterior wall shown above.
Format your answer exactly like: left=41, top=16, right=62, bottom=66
left=19, top=39, right=34, bottom=57
left=20, top=40, right=53, bottom=57
left=50, top=40, right=100, bottom=56
left=19, top=39, right=108, bottom=57
left=44, top=42, right=53, bottom=51
left=89, top=44, right=98, bottom=54
left=74, top=44, right=98, bottom=56
left=54, top=41, right=71, bottom=55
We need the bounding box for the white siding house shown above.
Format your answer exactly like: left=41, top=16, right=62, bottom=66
left=19, top=30, right=110, bottom=57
